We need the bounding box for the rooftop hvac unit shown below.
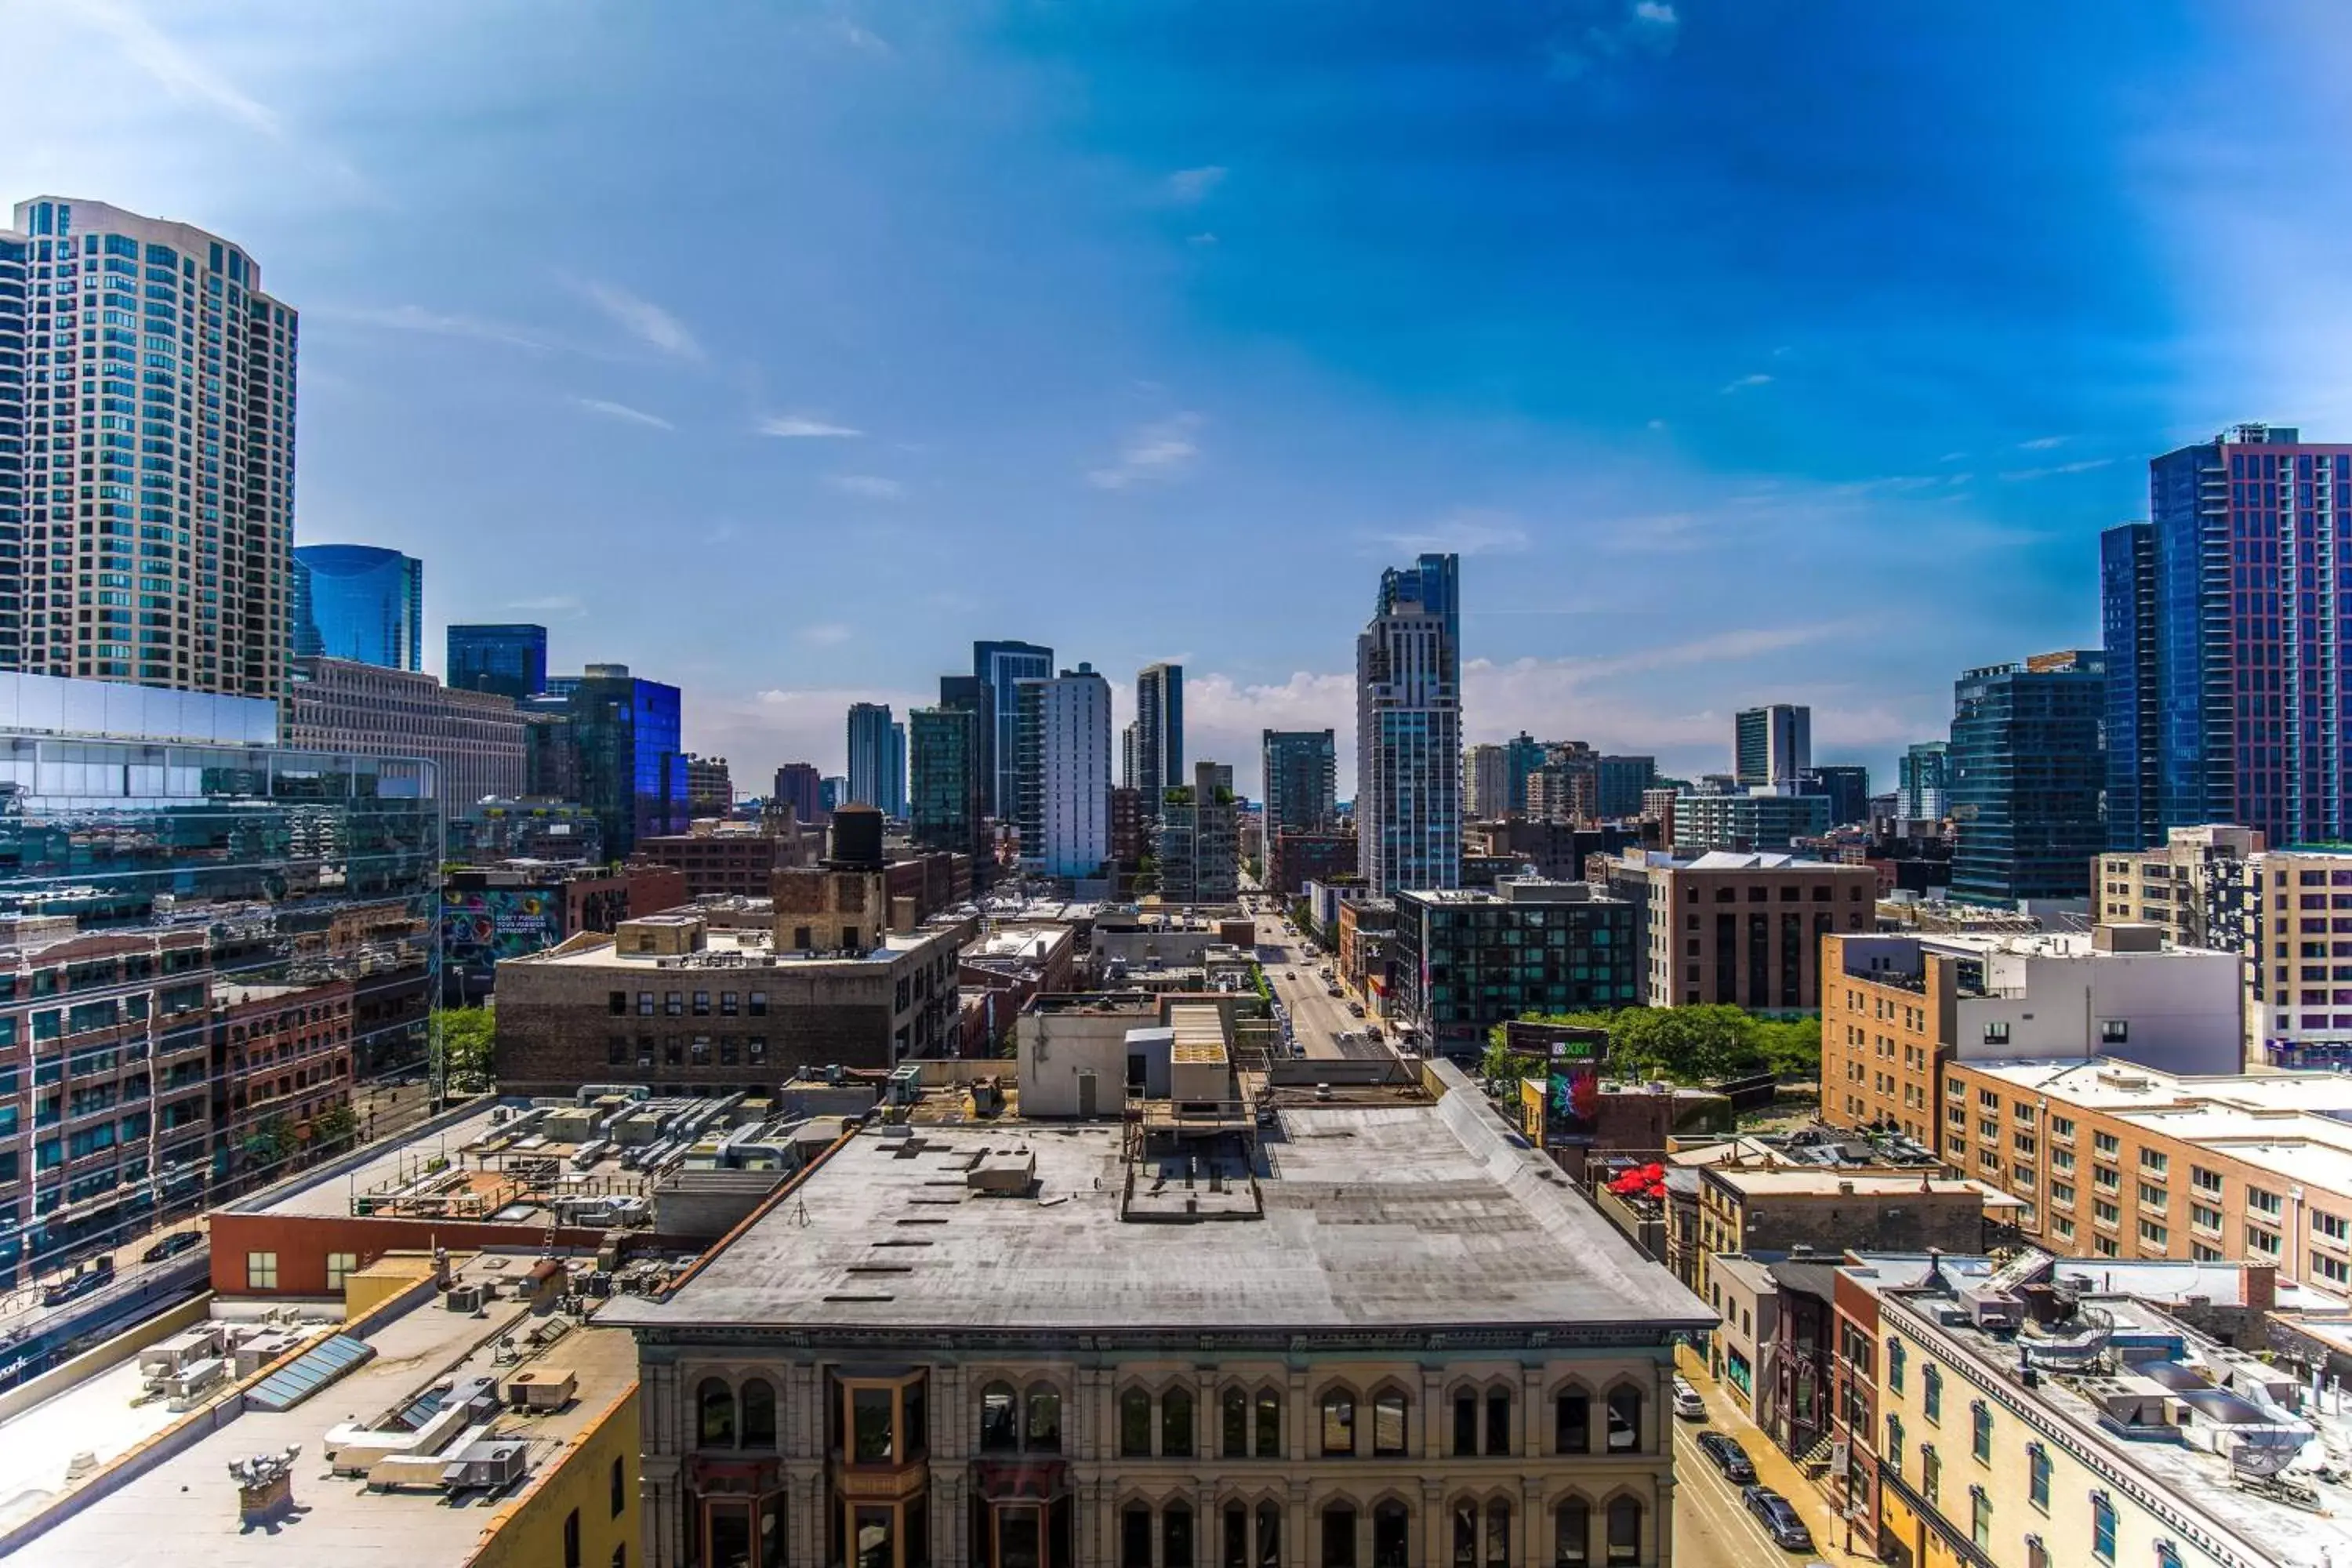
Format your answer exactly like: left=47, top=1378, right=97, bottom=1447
left=441, top=1438, right=531, bottom=1493
left=505, top=1367, right=579, bottom=1411
left=445, top=1283, right=488, bottom=1312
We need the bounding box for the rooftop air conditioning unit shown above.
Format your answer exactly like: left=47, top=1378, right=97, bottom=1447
left=440, top=1439, right=531, bottom=1493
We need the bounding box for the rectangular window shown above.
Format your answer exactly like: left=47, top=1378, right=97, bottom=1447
left=245, top=1250, right=278, bottom=1290
left=325, top=1252, right=358, bottom=1289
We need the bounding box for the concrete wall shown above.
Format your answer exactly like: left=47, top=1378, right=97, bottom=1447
left=466, top=1384, right=641, bottom=1568
left=1017, top=1007, right=1141, bottom=1119
left=1953, top=948, right=2243, bottom=1074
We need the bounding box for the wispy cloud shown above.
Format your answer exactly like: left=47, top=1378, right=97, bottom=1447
left=827, top=475, right=904, bottom=499
left=798, top=624, right=853, bottom=646
left=82, top=0, right=280, bottom=136
left=507, top=594, right=586, bottom=619
left=1719, top=372, right=1773, bottom=394
left=1999, top=457, right=2114, bottom=482
left=1368, top=508, right=1530, bottom=557
left=1550, top=0, right=1682, bottom=81
left=832, top=19, right=893, bottom=54
left=2017, top=434, right=2070, bottom=451
left=759, top=414, right=862, bottom=439
left=312, top=304, right=555, bottom=353
left=1088, top=412, right=1203, bottom=489
left=1166, top=166, right=1228, bottom=203
left=571, top=397, right=673, bottom=431
left=574, top=279, right=702, bottom=361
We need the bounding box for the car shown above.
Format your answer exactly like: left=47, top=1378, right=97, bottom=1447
left=1697, top=1431, right=1755, bottom=1483
left=1327, top=985, right=1344, bottom=997
left=40, top=1255, right=115, bottom=1308
left=1741, top=1486, right=1813, bottom=1552
left=1671, top=1377, right=1706, bottom=1420
left=1286, top=971, right=1297, bottom=980
left=141, top=1230, right=201, bottom=1262
left=1365, top=1024, right=1382, bottom=1040
left=1347, top=1001, right=1366, bottom=1017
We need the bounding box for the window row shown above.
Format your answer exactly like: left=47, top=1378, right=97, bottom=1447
left=1112, top=1496, right=1648, bottom=1568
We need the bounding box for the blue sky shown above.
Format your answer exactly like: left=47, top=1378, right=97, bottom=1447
left=9, top=1, right=2350, bottom=795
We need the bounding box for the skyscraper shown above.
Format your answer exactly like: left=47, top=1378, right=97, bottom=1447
left=4, top=198, right=298, bottom=699
left=1799, top=764, right=1871, bottom=826
left=938, top=674, right=994, bottom=819
left=1502, top=731, right=1548, bottom=815
left=564, top=662, right=688, bottom=859
left=846, top=702, right=906, bottom=816
left=449, top=622, right=549, bottom=700
left=1134, top=661, right=1184, bottom=800
left=2103, top=423, right=2352, bottom=849
left=1898, top=741, right=1950, bottom=822
left=1733, top=704, right=1810, bottom=786
left=1463, top=742, right=1509, bottom=821
left=1264, top=728, right=1340, bottom=835
left=973, top=639, right=1054, bottom=818
left=1156, top=760, right=1239, bottom=902
left=1595, top=755, right=1658, bottom=819
left=1948, top=651, right=2106, bottom=906
left=1356, top=552, right=1461, bottom=895
left=772, top=761, right=823, bottom=824
left=908, top=705, right=982, bottom=858
left=292, top=544, right=424, bottom=670
left=1015, top=663, right=1112, bottom=880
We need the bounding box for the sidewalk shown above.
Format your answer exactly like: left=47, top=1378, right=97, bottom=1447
left=1675, top=1343, right=1878, bottom=1566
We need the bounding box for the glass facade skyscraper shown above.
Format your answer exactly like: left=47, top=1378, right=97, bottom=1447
left=1947, top=651, right=2106, bottom=906
left=972, top=639, right=1053, bottom=819
left=1356, top=552, right=1461, bottom=895
left=3, top=198, right=298, bottom=700
left=907, top=704, right=982, bottom=858
left=1261, top=728, right=1338, bottom=836
left=2104, top=425, right=2352, bottom=850
left=292, top=543, right=423, bottom=671
left=564, top=663, right=687, bottom=859
left=448, top=622, right=548, bottom=700
left=846, top=701, right=905, bottom=817
left=1133, top=662, right=1184, bottom=801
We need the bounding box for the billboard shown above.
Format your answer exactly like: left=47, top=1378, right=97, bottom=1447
left=441, top=885, right=565, bottom=978
left=1505, top=1021, right=1608, bottom=1142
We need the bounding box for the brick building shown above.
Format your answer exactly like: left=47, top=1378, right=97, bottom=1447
left=634, top=828, right=804, bottom=899
left=1596, top=849, right=1879, bottom=1010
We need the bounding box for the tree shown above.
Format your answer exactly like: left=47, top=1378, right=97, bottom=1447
left=435, top=1005, right=497, bottom=1092
left=1751, top=1014, right=1823, bottom=1080
left=310, top=1102, right=358, bottom=1149
left=1481, top=1037, right=1533, bottom=1090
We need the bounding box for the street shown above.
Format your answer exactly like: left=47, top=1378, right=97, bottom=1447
left=1249, top=907, right=1374, bottom=1061
left=1669, top=1347, right=1875, bottom=1568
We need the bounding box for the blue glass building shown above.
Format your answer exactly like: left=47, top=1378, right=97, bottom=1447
left=1356, top=553, right=1461, bottom=895
left=448, top=622, right=547, bottom=700
left=564, top=663, right=687, bottom=859
left=972, top=640, right=1054, bottom=819
left=1948, top=652, right=2106, bottom=905
left=292, top=544, right=424, bottom=671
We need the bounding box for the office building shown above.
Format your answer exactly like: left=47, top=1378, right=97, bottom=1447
left=847, top=701, right=905, bottom=817
left=1818, top=926, right=2245, bottom=1146
left=1799, top=763, right=1871, bottom=826
left=1356, top=553, right=1461, bottom=895
left=564, top=662, right=688, bottom=860
left=1896, top=740, right=1950, bottom=822
left=1596, top=849, right=1878, bottom=1010
left=1595, top=755, right=1657, bottom=819
left=821, top=775, right=846, bottom=817
left=684, top=753, right=733, bottom=818
left=1733, top=703, right=1809, bottom=787
left=283, top=654, right=527, bottom=824
left=290, top=543, right=423, bottom=671
left=0, top=670, right=439, bottom=1270
left=1155, top=760, right=1240, bottom=904
left=1503, top=731, right=1548, bottom=815
left=446, top=621, right=547, bottom=700
left=974, top=638, right=1054, bottom=818
left=633, top=826, right=800, bottom=899
left=1015, top=663, right=1113, bottom=880
left=5, top=198, right=297, bottom=699
left=1108, top=785, right=1150, bottom=880
left=2093, top=823, right=2264, bottom=952
left=1392, top=880, right=1639, bottom=1051
left=938, top=674, right=994, bottom=818
left=0, top=229, right=18, bottom=664
left=1134, top=660, right=1184, bottom=800
left=1948, top=651, right=2107, bottom=905
left=1463, top=742, right=1508, bottom=820
left=2106, top=424, right=2352, bottom=851
left=447, top=795, right=606, bottom=865
left=1262, top=728, right=1338, bottom=837
left=1526, top=742, right=1599, bottom=825
left=909, top=703, right=984, bottom=858
left=772, top=760, right=823, bottom=825
left=608, top=1054, right=1708, bottom=1568
left=1670, top=788, right=1830, bottom=855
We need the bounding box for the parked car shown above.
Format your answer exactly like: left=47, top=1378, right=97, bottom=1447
left=1671, top=1377, right=1706, bottom=1420
left=1741, top=1486, right=1813, bottom=1551
left=1327, top=985, right=1344, bottom=997
left=141, top=1231, right=201, bottom=1262
left=41, top=1255, right=115, bottom=1308
left=1347, top=1001, right=1366, bottom=1017
left=1697, top=1432, right=1755, bottom=1483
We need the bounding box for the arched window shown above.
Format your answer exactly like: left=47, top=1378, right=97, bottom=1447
left=741, top=1377, right=777, bottom=1450
left=1555, top=1388, right=1590, bottom=1454
left=1224, top=1502, right=1250, bottom=1568
left=1322, top=1503, right=1358, bottom=1568
left=698, top=1377, right=736, bottom=1447
left=1223, top=1388, right=1250, bottom=1458
left=1322, top=1389, right=1357, bottom=1457
left=1604, top=1385, right=1642, bottom=1454
left=1604, top=1497, right=1642, bottom=1567
left=980, top=1384, right=1020, bottom=1453
left=1372, top=1389, right=1409, bottom=1457
left=1486, top=1389, right=1512, bottom=1456
left=1555, top=1497, right=1590, bottom=1567
left=1123, top=1504, right=1154, bottom=1568
left=1166, top=1501, right=1196, bottom=1568
left=1452, top=1501, right=1478, bottom=1568
left=1254, top=1390, right=1283, bottom=1458
left=1025, top=1385, right=1062, bottom=1454
left=1372, top=1501, right=1410, bottom=1568
left=1257, top=1502, right=1283, bottom=1568
left=1163, top=1387, right=1196, bottom=1457
left=1121, top=1388, right=1155, bottom=1457
left=1454, top=1389, right=1480, bottom=1457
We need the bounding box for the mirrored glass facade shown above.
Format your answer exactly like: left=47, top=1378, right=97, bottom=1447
left=291, top=543, right=423, bottom=671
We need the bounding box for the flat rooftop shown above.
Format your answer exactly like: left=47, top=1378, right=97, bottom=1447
left=1963, top=1056, right=2352, bottom=1116
left=613, top=1081, right=1711, bottom=1338
left=515, top=924, right=939, bottom=968
left=1704, top=1168, right=2024, bottom=1205
left=13, top=1256, right=637, bottom=1566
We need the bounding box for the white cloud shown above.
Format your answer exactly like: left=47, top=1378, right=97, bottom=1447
left=1632, top=1, right=1679, bottom=29
left=2017, top=434, right=2069, bottom=450
left=827, top=474, right=905, bottom=499
left=1999, top=457, right=2114, bottom=481
left=81, top=0, right=281, bottom=137
left=1188, top=232, right=1220, bottom=248
left=1369, top=509, right=1530, bottom=557
left=1719, top=372, right=1773, bottom=394
left=759, top=414, right=862, bottom=439
left=798, top=624, right=853, bottom=646
left=1551, top=0, right=1682, bottom=79
left=1088, top=412, right=1203, bottom=489
left=1166, top=165, right=1228, bottom=203
left=833, top=20, right=893, bottom=54
left=574, top=279, right=702, bottom=361
left=571, top=397, right=673, bottom=430
left=506, top=594, right=586, bottom=619
left=312, top=303, right=554, bottom=352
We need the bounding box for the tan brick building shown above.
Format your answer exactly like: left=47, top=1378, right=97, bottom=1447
left=1596, top=850, right=1878, bottom=1010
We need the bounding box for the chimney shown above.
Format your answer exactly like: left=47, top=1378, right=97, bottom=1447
left=2242, top=1261, right=2278, bottom=1315
left=1838, top=1180, right=1856, bottom=1196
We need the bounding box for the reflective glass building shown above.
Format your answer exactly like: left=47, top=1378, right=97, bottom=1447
left=907, top=704, right=981, bottom=858
left=292, top=543, right=423, bottom=671
left=1356, top=553, right=1461, bottom=895
left=564, top=663, right=687, bottom=860
left=972, top=639, right=1053, bottom=819
left=1947, top=651, right=2106, bottom=906
left=448, top=622, right=548, bottom=701
left=0, top=672, right=438, bottom=1273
